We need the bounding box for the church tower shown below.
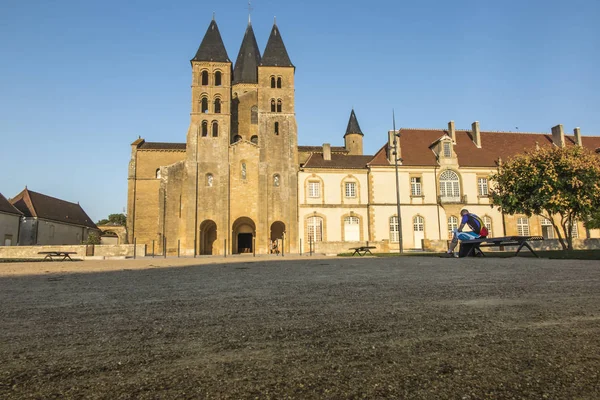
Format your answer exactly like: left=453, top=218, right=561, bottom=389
left=256, top=21, right=299, bottom=254
left=184, top=18, right=232, bottom=255
left=344, top=109, right=364, bottom=155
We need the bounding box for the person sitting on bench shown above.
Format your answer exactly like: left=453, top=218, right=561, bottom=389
left=443, top=209, right=489, bottom=258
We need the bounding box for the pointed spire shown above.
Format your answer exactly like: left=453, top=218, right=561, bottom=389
left=191, top=19, right=230, bottom=63
left=345, top=109, right=364, bottom=137
left=233, top=22, right=261, bottom=84
left=260, top=23, right=294, bottom=67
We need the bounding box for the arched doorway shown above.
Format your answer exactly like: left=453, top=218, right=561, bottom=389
left=199, top=220, right=217, bottom=255
left=270, top=221, right=285, bottom=254
left=232, top=217, right=256, bottom=254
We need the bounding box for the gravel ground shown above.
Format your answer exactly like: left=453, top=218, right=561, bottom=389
left=1, top=256, right=599, bottom=399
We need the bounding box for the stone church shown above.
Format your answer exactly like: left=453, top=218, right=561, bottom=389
left=128, top=17, right=600, bottom=256
left=128, top=18, right=303, bottom=256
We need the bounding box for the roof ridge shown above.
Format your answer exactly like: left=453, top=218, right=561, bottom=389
left=27, top=189, right=80, bottom=207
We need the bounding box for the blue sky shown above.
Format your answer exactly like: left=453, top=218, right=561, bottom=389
left=1, top=0, right=599, bottom=222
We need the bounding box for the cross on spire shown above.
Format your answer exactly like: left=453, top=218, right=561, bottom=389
left=248, top=1, right=253, bottom=24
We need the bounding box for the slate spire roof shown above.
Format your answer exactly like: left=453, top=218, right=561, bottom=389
left=260, top=23, right=294, bottom=67
left=191, top=19, right=231, bottom=63
left=233, top=22, right=262, bottom=84
left=344, top=109, right=364, bottom=137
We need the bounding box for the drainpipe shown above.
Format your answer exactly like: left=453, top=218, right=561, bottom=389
left=434, top=163, right=442, bottom=240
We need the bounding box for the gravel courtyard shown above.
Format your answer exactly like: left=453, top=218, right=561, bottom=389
left=1, top=256, right=599, bottom=399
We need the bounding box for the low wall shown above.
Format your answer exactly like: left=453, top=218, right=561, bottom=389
left=423, top=238, right=600, bottom=252
left=0, top=244, right=146, bottom=259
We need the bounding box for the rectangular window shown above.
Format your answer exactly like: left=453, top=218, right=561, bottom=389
left=345, top=182, right=356, bottom=198
left=410, top=177, right=422, bottom=196
left=517, top=217, right=530, bottom=236
left=443, top=142, right=452, bottom=158
left=390, top=216, right=399, bottom=243
left=308, top=181, right=320, bottom=198
left=483, top=216, right=492, bottom=237
left=448, top=216, right=458, bottom=239
left=541, top=218, right=554, bottom=239
left=571, top=221, right=579, bottom=239
left=478, top=177, right=489, bottom=197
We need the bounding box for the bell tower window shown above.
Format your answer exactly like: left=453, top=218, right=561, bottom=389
left=214, top=98, right=221, bottom=114
left=251, top=135, right=258, bottom=144
left=274, top=122, right=279, bottom=135
left=201, top=97, right=208, bottom=113
left=214, top=71, right=222, bottom=86
left=270, top=99, right=276, bottom=112
left=277, top=99, right=282, bottom=113
left=251, top=106, right=258, bottom=124
left=212, top=121, right=218, bottom=137
left=201, top=71, right=209, bottom=86
left=277, top=77, right=282, bottom=88
left=201, top=121, right=208, bottom=137
left=270, top=76, right=276, bottom=88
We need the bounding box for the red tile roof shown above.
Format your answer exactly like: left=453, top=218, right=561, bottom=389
left=368, top=129, right=600, bottom=167
left=302, top=153, right=372, bottom=169
left=298, top=146, right=348, bottom=153
left=10, top=189, right=98, bottom=229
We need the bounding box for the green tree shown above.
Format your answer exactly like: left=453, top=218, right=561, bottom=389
left=84, top=232, right=101, bottom=245
left=490, top=146, right=600, bottom=251
left=97, top=213, right=127, bottom=226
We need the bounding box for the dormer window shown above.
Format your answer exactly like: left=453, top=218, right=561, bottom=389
left=443, top=141, right=452, bottom=158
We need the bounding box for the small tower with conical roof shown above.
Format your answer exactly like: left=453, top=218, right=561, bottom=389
left=344, top=109, right=364, bottom=155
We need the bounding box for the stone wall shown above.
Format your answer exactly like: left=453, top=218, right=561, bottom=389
left=0, top=244, right=146, bottom=259
left=422, top=238, right=600, bottom=252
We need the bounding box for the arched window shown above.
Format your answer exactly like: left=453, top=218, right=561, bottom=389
left=201, top=121, right=208, bottom=137
left=270, top=99, right=276, bottom=112
left=250, top=135, right=258, bottom=144
left=307, top=216, right=323, bottom=242
left=483, top=216, right=492, bottom=237
left=277, top=99, right=282, bottom=113
left=201, top=97, right=208, bottom=113
left=206, top=174, right=213, bottom=187
left=241, top=163, right=247, bottom=180
left=233, top=135, right=242, bottom=142
left=270, top=76, right=276, bottom=88
left=448, top=216, right=458, bottom=239
left=201, top=71, right=209, bottom=86
left=277, top=77, right=282, bottom=88
left=389, top=216, right=399, bottom=243
left=344, top=216, right=360, bottom=241
left=251, top=105, right=258, bottom=124
left=517, top=217, right=530, bottom=236
left=212, top=121, right=218, bottom=137
left=439, top=170, right=460, bottom=201
left=156, top=168, right=161, bottom=179
left=214, top=71, right=222, bottom=86
left=214, top=98, right=221, bottom=114
left=274, top=122, right=279, bottom=135
left=273, top=174, right=280, bottom=187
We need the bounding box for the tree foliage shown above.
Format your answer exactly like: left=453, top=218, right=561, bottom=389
left=490, top=146, right=600, bottom=250
left=97, top=213, right=127, bottom=226
left=84, top=232, right=101, bottom=245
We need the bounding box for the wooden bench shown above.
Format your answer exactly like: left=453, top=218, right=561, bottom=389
left=459, top=236, right=544, bottom=258
left=349, top=246, right=376, bottom=256
left=38, top=251, right=77, bottom=261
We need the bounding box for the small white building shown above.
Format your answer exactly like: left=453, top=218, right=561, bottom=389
left=10, top=188, right=99, bottom=245
left=0, top=192, right=23, bottom=246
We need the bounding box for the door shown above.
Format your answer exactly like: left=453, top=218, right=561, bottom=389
left=344, top=216, right=360, bottom=242
left=4, top=235, right=12, bottom=246
left=413, top=216, right=424, bottom=249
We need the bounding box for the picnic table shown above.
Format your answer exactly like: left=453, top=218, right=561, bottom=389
left=459, top=236, right=544, bottom=258
left=349, top=246, right=376, bottom=256
left=38, top=251, right=77, bottom=261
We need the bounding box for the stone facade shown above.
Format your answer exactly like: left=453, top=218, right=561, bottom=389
left=127, top=18, right=600, bottom=256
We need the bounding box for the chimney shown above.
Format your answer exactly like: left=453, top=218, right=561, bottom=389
left=448, top=121, right=456, bottom=143
left=551, top=124, right=565, bottom=147
left=574, top=127, right=582, bottom=146
left=323, top=143, right=331, bottom=161
left=472, top=121, right=481, bottom=148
